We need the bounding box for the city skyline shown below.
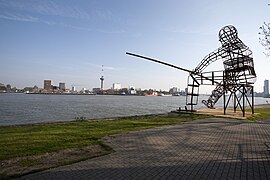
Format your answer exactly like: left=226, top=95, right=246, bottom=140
left=1, top=1, right=270, bottom=93
left=1, top=77, right=270, bottom=96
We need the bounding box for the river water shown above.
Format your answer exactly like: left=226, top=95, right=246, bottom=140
left=0, top=93, right=269, bottom=126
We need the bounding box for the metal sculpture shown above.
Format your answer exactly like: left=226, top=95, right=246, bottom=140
left=126, top=25, right=256, bottom=116
left=192, top=25, right=256, bottom=109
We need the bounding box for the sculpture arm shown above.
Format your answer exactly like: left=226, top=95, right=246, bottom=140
left=194, top=48, right=223, bottom=74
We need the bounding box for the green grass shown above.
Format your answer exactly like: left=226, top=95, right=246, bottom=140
left=0, top=113, right=209, bottom=160
left=247, top=108, right=270, bottom=121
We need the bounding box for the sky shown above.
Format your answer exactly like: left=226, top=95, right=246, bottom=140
left=0, top=0, right=270, bottom=93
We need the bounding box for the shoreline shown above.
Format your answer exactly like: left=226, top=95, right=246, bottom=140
left=2, top=92, right=181, bottom=96
left=0, top=113, right=169, bottom=128
left=1, top=104, right=270, bottom=128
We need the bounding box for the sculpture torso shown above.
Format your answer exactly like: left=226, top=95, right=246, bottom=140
left=220, top=41, right=256, bottom=84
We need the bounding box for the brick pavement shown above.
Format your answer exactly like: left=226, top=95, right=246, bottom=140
left=19, top=118, right=270, bottom=180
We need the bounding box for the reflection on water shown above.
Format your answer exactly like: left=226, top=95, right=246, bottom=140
left=0, top=93, right=269, bottom=126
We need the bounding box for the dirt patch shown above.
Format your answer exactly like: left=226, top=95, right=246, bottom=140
left=195, top=107, right=254, bottom=119
left=0, top=144, right=113, bottom=179
left=195, top=104, right=270, bottom=120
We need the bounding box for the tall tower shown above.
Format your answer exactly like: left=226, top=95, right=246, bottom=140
left=100, top=76, right=104, bottom=90
left=264, top=79, right=269, bottom=98
left=100, top=65, right=104, bottom=92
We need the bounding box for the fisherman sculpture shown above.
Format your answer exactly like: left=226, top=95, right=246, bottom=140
left=126, top=25, right=256, bottom=113
left=193, top=25, right=256, bottom=108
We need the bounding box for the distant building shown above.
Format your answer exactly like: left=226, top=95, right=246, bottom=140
left=129, top=86, right=137, bottom=95
left=24, top=87, right=34, bottom=93
left=112, top=83, right=121, bottom=90
left=52, top=86, right=59, bottom=90
left=80, top=88, right=87, bottom=94
left=92, top=88, right=101, bottom=93
left=72, top=86, right=76, bottom=92
left=6, top=84, right=11, bottom=93
left=185, top=88, right=188, bottom=95
left=59, top=83, right=65, bottom=90
left=169, top=87, right=178, bottom=95
left=44, top=80, right=52, bottom=90
left=264, top=79, right=269, bottom=98
left=0, top=83, right=7, bottom=92
left=180, top=90, right=186, bottom=96
left=33, top=85, right=39, bottom=93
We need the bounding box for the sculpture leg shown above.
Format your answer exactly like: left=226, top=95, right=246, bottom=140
left=202, top=83, right=224, bottom=108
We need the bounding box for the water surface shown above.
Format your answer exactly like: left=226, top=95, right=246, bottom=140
left=0, top=93, right=269, bottom=126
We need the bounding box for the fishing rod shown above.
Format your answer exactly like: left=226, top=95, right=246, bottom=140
left=126, top=52, right=221, bottom=85
left=126, top=52, right=192, bottom=73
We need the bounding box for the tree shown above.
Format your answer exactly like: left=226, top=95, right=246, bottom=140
left=259, top=22, right=270, bottom=57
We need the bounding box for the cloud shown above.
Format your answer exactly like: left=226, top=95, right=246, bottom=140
left=0, top=0, right=122, bottom=22
left=0, top=12, right=90, bottom=30
left=0, top=12, right=126, bottom=34
left=92, top=8, right=113, bottom=21
left=0, top=13, right=38, bottom=22
left=0, top=12, right=56, bottom=26
left=34, top=1, right=91, bottom=20
left=85, top=63, right=123, bottom=71
left=0, top=0, right=91, bottom=20
left=97, top=29, right=126, bottom=34
left=163, top=26, right=216, bottom=36
left=0, top=1, right=126, bottom=34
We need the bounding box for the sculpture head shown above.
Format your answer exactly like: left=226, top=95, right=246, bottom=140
left=218, top=25, right=238, bottom=45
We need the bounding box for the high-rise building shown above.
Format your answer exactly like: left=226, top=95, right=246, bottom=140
left=264, top=79, right=269, bottom=98
left=44, top=80, right=52, bottom=90
left=72, top=86, right=76, bottom=92
left=59, top=83, right=65, bottom=90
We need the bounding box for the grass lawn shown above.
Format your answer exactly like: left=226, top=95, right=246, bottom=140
left=0, top=113, right=209, bottom=161
left=247, top=108, right=270, bottom=121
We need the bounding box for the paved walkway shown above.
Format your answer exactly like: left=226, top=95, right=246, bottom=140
left=19, top=118, right=270, bottom=180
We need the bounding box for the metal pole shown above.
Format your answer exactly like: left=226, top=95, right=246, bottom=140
left=224, top=93, right=226, bottom=115
left=242, top=85, right=245, bottom=117
left=126, top=52, right=192, bottom=73
left=212, top=72, right=214, bottom=85
left=191, top=77, right=194, bottom=112
left=251, top=86, right=254, bottom=114
left=223, top=71, right=226, bottom=115
left=126, top=52, right=221, bottom=85
left=234, top=92, right=236, bottom=112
